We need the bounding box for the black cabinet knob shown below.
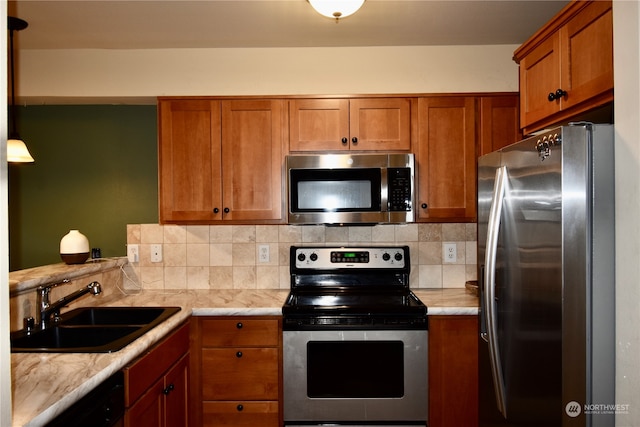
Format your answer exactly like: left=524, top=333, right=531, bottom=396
left=341, top=137, right=348, bottom=145
left=224, top=207, right=230, bottom=213
left=163, top=383, right=175, bottom=395
left=421, top=203, right=428, bottom=209
left=548, top=88, right=567, bottom=101
left=213, top=208, right=219, bottom=214
left=236, top=322, right=243, bottom=329
left=237, top=404, right=244, bottom=411
left=236, top=351, right=243, bottom=358
left=352, top=137, right=358, bottom=144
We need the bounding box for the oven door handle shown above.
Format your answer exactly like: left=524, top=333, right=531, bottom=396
left=483, top=165, right=507, bottom=418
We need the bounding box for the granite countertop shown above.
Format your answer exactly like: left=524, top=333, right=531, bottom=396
left=11, top=287, right=478, bottom=426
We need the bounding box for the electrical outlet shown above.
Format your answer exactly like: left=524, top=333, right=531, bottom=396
left=150, top=244, right=163, bottom=263
left=444, top=243, right=457, bottom=263
left=127, top=244, right=139, bottom=263
left=259, top=245, right=270, bottom=263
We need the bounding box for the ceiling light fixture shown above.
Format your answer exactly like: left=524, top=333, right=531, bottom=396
left=308, top=0, right=365, bottom=22
left=7, top=16, right=34, bottom=163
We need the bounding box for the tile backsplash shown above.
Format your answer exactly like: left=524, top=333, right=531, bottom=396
left=127, top=223, right=478, bottom=290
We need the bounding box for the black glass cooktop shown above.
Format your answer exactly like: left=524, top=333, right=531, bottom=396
left=284, top=291, right=424, bottom=311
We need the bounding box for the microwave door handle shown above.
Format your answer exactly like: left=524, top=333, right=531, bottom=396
left=483, top=165, right=508, bottom=418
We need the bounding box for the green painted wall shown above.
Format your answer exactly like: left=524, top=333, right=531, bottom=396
left=8, top=105, right=158, bottom=270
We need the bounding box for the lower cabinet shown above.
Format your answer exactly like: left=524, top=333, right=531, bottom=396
left=190, top=316, right=282, bottom=427
left=123, top=321, right=190, bottom=427
left=428, top=315, right=479, bottom=427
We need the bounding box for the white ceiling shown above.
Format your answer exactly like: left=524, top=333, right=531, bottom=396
left=8, top=0, right=569, bottom=50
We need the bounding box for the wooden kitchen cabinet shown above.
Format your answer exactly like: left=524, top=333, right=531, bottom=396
left=289, top=97, right=413, bottom=152
left=514, top=0, right=613, bottom=134
left=479, top=95, right=521, bottom=155
left=416, top=96, right=477, bottom=222
left=123, top=321, right=190, bottom=427
left=429, top=315, right=479, bottom=427
left=190, top=316, right=282, bottom=427
left=158, top=98, right=286, bottom=223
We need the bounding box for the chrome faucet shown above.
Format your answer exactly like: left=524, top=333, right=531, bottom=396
left=36, top=280, right=102, bottom=329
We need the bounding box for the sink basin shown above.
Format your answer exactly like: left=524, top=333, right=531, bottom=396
left=11, top=306, right=181, bottom=353
left=61, top=306, right=173, bottom=326
left=11, top=326, right=142, bottom=352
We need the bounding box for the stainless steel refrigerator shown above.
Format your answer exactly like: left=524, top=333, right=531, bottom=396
left=478, top=124, right=615, bottom=427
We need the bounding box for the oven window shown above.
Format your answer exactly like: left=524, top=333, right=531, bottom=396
left=306, top=341, right=404, bottom=398
left=290, top=168, right=381, bottom=212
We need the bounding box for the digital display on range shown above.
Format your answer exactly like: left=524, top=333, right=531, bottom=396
left=330, top=251, right=369, bottom=263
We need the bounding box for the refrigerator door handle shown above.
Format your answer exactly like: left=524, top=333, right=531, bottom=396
left=484, top=165, right=508, bottom=418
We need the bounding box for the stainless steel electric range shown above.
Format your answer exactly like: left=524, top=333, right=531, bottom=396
left=282, top=246, right=429, bottom=427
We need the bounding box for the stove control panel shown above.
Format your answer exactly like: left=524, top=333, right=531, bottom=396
left=293, top=246, right=407, bottom=269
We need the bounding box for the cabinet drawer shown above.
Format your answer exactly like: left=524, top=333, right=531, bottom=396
left=202, top=401, right=279, bottom=427
left=201, top=318, right=279, bottom=347
left=201, top=348, right=279, bottom=400
left=123, top=321, right=190, bottom=406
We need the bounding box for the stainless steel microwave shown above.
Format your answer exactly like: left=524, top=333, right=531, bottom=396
left=286, top=153, right=415, bottom=225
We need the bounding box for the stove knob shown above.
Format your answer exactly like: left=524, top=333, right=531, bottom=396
left=297, top=253, right=306, bottom=262
left=310, top=253, right=318, bottom=262
left=382, top=253, right=391, bottom=261
left=395, top=252, right=403, bottom=261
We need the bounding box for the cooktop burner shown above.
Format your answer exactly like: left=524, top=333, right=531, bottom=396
left=283, top=246, right=427, bottom=330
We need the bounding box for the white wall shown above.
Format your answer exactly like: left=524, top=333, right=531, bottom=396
left=613, top=1, right=640, bottom=425
left=17, top=45, right=519, bottom=103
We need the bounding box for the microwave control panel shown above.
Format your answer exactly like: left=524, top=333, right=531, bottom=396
left=388, top=168, right=412, bottom=211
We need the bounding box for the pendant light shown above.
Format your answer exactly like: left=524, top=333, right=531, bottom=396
left=308, top=0, right=365, bottom=22
left=7, top=16, right=34, bottom=163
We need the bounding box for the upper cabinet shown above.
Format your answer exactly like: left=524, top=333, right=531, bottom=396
left=514, top=0, right=613, bottom=134
left=478, top=95, right=521, bottom=156
left=158, top=98, right=286, bottom=224
left=416, top=97, right=477, bottom=222
left=289, top=98, right=413, bottom=152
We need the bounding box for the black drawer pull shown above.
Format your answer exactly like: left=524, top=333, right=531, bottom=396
left=236, top=322, right=243, bottom=329
left=237, top=404, right=244, bottom=411
left=236, top=351, right=243, bottom=358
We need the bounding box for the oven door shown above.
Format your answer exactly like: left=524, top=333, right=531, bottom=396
left=283, top=329, right=428, bottom=425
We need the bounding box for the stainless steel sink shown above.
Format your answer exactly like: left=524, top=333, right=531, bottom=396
left=11, top=306, right=181, bottom=353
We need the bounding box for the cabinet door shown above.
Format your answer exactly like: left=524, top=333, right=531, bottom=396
left=479, top=96, right=521, bottom=156
left=350, top=98, right=412, bottom=151
left=221, top=100, right=285, bottom=221
left=201, top=347, right=280, bottom=400
left=159, top=100, right=222, bottom=222
left=518, top=33, right=562, bottom=129
left=289, top=99, right=350, bottom=151
left=164, top=354, right=189, bottom=427
left=429, top=315, right=479, bottom=427
left=560, top=1, right=613, bottom=110
left=125, top=380, right=164, bottom=427
left=416, top=97, right=477, bottom=222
